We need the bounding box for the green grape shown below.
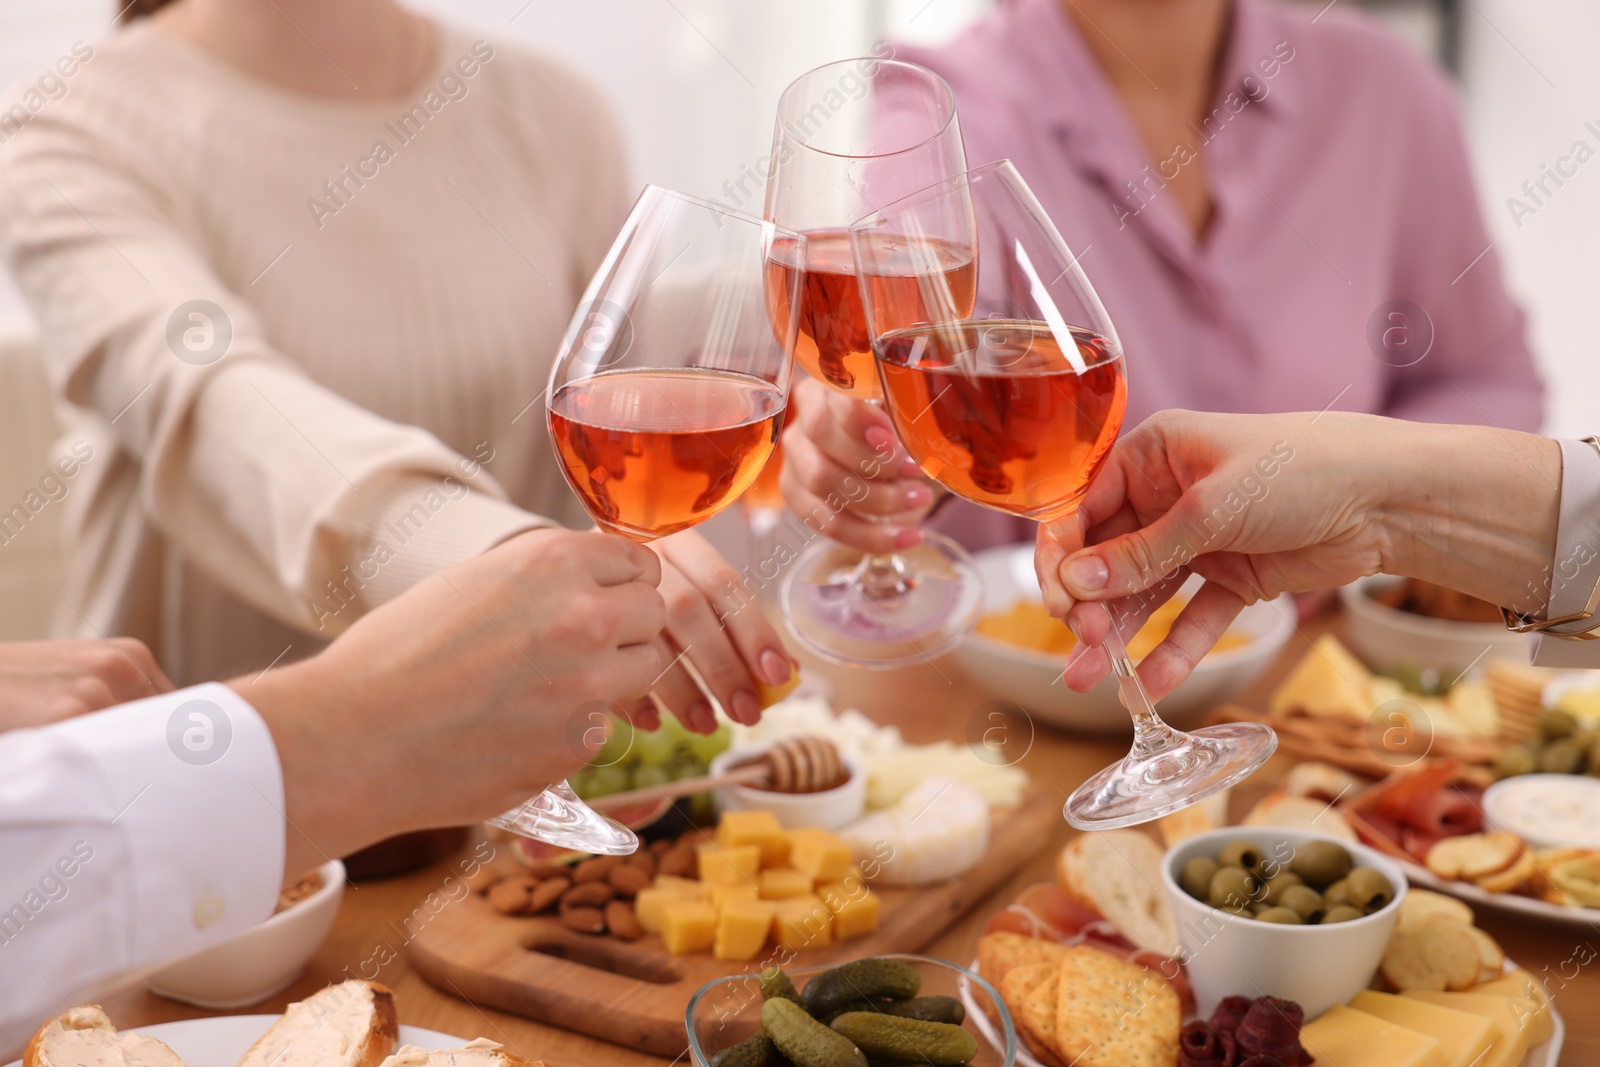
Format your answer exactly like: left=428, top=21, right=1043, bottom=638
left=687, top=792, right=715, bottom=825
left=667, top=758, right=702, bottom=782
left=633, top=726, right=676, bottom=766
left=630, top=763, right=673, bottom=791
left=659, top=714, right=689, bottom=745
left=568, top=769, right=596, bottom=799
left=685, top=722, right=732, bottom=762
left=588, top=763, right=630, bottom=797
left=596, top=717, right=636, bottom=767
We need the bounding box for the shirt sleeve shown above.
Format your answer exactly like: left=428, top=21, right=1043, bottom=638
left=0, top=118, right=546, bottom=637
left=1530, top=438, right=1600, bottom=666
left=1379, top=62, right=1544, bottom=432
left=0, top=684, right=285, bottom=1056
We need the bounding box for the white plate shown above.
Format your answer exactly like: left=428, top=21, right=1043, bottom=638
left=3, top=1017, right=468, bottom=1067
left=1395, top=855, right=1600, bottom=929
left=958, top=960, right=1564, bottom=1067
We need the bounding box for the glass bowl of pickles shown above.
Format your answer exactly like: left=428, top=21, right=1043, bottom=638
left=1160, top=828, right=1409, bottom=1020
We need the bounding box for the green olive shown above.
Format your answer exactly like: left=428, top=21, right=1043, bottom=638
left=1208, top=865, right=1259, bottom=910
left=1344, top=866, right=1394, bottom=913
left=1323, top=878, right=1351, bottom=907
left=1539, top=708, right=1578, bottom=740
left=1261, top=871, right=1306, bottom=906
left=1540, top=739, right=1585, bottom=775
left=1493, top=744, right=1539, bottom=780
left=1254, top=906, right=1303, bottom=924
left=1321, top=904, right=1364, bottom=924
left=1290, top=840, right=1353, bottom=888
left=1217, top=840, right=1266, bottom=875
left=1181, top=857, right=1219, bottom=900
left=1278, top=884, right=1327, bottom=923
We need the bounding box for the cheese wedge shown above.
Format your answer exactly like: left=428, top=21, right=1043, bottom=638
left=1471, top=970, right=1554, bottom=1042
left=1269, top=634, right=1373, bottom=721
left=1350, top=990, right=1494, bottom=1067
left=1405, top=991, right=1544, bottom=1067
left=1298, top=1005, right=1445, bottom=1067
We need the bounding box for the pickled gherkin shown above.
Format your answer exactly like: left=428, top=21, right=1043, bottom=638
left=761, top=999, right=867, bottom=1067
left=711, top=1031, right=781, bottom=1067
left=800, top=959, right=921, bottom=1018
left=760, top=966, right=803, bottom=1005
left=829, top=1013, right=978, bottom=1066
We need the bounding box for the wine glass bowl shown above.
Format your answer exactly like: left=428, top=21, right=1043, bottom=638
left=853, top=160, right=1276, bottom=830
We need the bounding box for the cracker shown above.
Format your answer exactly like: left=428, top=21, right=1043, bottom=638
left=1424, top=832, right=1520, bottom=881
left=1396, top=887, right=1475, bottom=931
left=1380, top=917, right=1481, bottom=992
left=1053, top=946, right=1180, bottom=1067
left=1466, top=925, right=1506, bottom=984
left=979, top=932, right=1067, bottom=989
left=1473, top=850, right=1537, bottom=895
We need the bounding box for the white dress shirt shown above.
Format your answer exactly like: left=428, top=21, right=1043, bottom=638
left=1531, top=438, right=1600, bottom=666
left=0, top=684, right=285, bottom=1057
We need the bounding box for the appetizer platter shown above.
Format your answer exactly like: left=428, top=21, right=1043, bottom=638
left=408, top=693, right=1055, bottom=1056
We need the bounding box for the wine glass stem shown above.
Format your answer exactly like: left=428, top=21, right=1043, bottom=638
left=1100, top=604, right=1183, bottom=758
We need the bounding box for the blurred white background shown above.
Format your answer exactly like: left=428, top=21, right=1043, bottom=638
left=0, top=0, right=1595, bottom=635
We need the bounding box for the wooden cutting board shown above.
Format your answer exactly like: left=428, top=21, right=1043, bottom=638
left=408, top=786, right=1059, bottom=1057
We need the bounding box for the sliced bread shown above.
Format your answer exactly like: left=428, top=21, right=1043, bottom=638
left=235, top=981, right=398, bottom=1067
left=25, top=1006, right=187, bottom=1067
left=377, top=1040, right=546, bottom=1067
left=1056, top=831, right=1178, bottom=956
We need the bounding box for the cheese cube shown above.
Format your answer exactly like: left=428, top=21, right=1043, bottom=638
left=708, top=881, right=760, bottom=911
left=1470, top=971, right=1554, bottom=1043
left=1351, top=991, right=1494, bottom=1067
left=1405, top=992, right=1543, bottom=1067
left=634, top=888, right=683, bottom=933
left=713, top=899, right=776, bottom=961
left=652, top=874, right=707, bottom=897
left=771, top=895, right=833, bottom=952
left=759, top=868, right=814, bottom=900
left=823, top=885, right=880, bottom=940
left=696, top=843, right=760, bottom=886
left=1298, top=1005, right=1445, bottom=1067
left=660, top=900, right=718, bottom=955
left=716, top=811, right=790, bottom=868
left=788, top=829, right=853, bottom=883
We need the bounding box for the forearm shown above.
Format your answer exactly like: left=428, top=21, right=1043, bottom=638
left=1374, top=419, right=1560, bottom=612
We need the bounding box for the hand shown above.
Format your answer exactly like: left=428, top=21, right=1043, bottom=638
left=780, top=375, right=938, bottom=553
left=244, top=528, right=667, bottom=875
left=0, top=638, right=172, bottom=730
left=633, top=528, right=795, bottom=733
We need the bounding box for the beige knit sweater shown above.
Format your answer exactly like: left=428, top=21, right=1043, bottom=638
left=0, top=20, right=628, bottom=684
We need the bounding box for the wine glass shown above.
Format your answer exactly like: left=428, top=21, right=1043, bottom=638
left=764, top=57, right=983, bottom=668
left=488, top=187, right=802, bottom=853
left=852, top=160, right=1278, bottom=830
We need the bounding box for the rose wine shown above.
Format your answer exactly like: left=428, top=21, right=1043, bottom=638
left=876, top=320, right=1126, bottom=522
left=765, top=230, right=976, bottom=399
left=550, top=368, right=784, bottom=540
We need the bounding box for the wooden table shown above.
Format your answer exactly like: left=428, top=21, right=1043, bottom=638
left=101, top=614, right=1599, bottom=1066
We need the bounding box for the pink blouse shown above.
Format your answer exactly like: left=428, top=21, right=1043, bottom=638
left=896, top=0, right=1544, bottom=548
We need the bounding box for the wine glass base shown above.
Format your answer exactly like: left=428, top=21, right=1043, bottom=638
left=779, top=531, right=983, bottom=669
left=487, top=780, right=640, bottom=855
left=1062, top=721, right=1278, bottom=831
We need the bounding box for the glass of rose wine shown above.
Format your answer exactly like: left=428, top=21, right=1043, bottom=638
left=851, top=160, right=1278, bottom=829
left=487, top=187, right=801, bottom=854
left=764, top=56, right=984, bottom=668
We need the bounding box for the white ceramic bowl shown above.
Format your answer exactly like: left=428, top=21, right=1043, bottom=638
left=952, top=546, right=1294, bottom=735
left=1161, top=827, right=1407, bottom=1020
left=1338, top=575, right=1528, bottom=674
left=147, top=859, right=344, bottom=1009
left=709, top=743, right=866, bottom=829
left=1484, top=773, right=1600, bottom=850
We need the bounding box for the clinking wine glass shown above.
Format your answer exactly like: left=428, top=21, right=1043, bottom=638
left=488, top=187, right=801, bottom=853
left=851, top=160, right=1277, bottom=829
left=763, top=57, right=983, bottom=668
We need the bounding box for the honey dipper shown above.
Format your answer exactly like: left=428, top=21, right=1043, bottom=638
left=587, top=736, right=846, bottom=814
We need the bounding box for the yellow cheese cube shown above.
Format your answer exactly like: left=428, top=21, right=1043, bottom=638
left=708, top=881, right=760, bottom=911
left=634, top=887, right=679, bottom=934
left=652, top=874, right=707, bottom=897
left=716, top=810, right=790, bottom=868
left=1351, top=991, right=1494, bottom=1067
left=1298, top=1006, right=1444, bottom=1067
left=696, top=843, right=760, bottom=886
left=759, top=868, right=814, bottom=900
left=1470, top=971, right=1554, bottom=1043
left=788, top=829, right=853, bottom=883
left=823, top=886, right=880, bottom=941
left=771, top=895, right=833, bottom=953
left=660, top=900, right=718, bottom=955
left=713, top=899, right=776, bottom=961
left=1405, top=992, right=1542, bottom=1067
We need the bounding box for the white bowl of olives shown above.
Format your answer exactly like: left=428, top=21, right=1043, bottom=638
left=1160, top=828, right=1408, bottom=1020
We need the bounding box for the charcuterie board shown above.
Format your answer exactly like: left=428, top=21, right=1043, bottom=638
left=408, top=786, right=1058, bottom=1057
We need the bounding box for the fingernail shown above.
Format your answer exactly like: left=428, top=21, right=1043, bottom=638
left=904, top=485, right=932, bottom=507
left=899, top=458, right=922, bottom=478
left=759, top=648, right=793, bottom=686
left=732, top=689, right=761, bottom=725
left=688, top=700, right=714, bottom=734
left=893, top=527, right=923, bottom=549
left=1065, top=554, right=1109, bottom=594
left=865, top=426, right=896, bottom=454
left=1066, top=618, right=1083, bottom=643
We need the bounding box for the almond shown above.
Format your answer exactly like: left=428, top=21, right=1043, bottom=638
left=486, top=876, right=533, bottom=914
left=658, top=844, right=696, bottom=879
left=606, top=900, right=643, bottom=941
left=560, top=905, right=606, bottom=934
left=622, top=852, right=658, bottom=878
left=528, top=876, right=571, bottom=914
left=608, top=864, right=651, bottom=898
left=573, top=856, right=624, bottom=884
left=562, top=881, right=616, bottom=908
left=526, top=862, right=570, bottom=881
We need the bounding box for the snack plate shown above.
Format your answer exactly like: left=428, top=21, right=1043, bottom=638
left=2, top=1018, right=469, bottom=1067
left=1396, top=854, right=1600, bottom=930
left=957, top=960, right=1564, bottom=1067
